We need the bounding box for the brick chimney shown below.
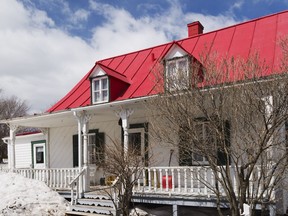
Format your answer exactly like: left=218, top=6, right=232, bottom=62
left=187, top=21, right=204, bottom=37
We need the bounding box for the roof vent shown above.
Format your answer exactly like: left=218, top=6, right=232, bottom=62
left=187, top=21, right=204, bottom=37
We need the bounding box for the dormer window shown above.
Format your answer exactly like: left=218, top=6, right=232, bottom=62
left=89, top=64, right=130, bottom=105
left=92, top=76, right=109, bottom=104
left=165, top=56, right=190, bottom=91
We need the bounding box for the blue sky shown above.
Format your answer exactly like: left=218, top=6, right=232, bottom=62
left=0, top=0, right=287, bottom=113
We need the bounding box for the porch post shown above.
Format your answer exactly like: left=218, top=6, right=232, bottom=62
left=262, top=96, right=273, bottom=159
left=82, top=111, right=91, bottom=191
left=116, top=109, right=134, bottom=156
left=9, top=124, right=18, bottom=170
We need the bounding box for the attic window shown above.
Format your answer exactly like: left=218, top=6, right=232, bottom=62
left=165, top=56, right=190, bottom=91
left=92, top=76, right=109, bottom=104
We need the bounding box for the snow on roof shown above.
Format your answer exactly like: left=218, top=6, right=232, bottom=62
left=47, top=10, right=288, bottom=113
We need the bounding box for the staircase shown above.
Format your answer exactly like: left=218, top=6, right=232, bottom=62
left=65, top=191, right=116, bottom=216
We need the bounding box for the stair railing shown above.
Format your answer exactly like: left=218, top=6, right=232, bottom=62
left=69, top=168, right=86, bottom=205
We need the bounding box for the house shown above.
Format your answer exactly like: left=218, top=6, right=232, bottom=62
left=2, top=11, right=288, bottom=216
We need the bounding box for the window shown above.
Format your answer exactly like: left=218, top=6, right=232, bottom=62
left=179, top=119, right=230, bottom=166
left=92, top=77, right=109, bottom=104
left=166, top=56, right=190, bottom=90
left=88, top=132, right=105, bottom=165
left=128, top=132, right=142, bottom=156
left=179, top=121, right=212, bottom=166
left=35, top=146, right=44, bottom=164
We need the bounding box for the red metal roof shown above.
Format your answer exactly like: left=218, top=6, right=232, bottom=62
left=47, top=11, right=288, bottom=113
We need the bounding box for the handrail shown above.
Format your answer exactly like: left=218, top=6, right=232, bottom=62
left=69, top=168, right=86, bottom=205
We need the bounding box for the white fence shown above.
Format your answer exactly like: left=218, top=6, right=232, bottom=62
left=1, top=168, right=79, bottom=190
left=132, top=165, right=276, bottom=199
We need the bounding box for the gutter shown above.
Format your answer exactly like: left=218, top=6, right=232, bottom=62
left=71, top=95, right=157, bottom=112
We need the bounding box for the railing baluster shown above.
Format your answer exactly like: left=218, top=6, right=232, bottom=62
left=184, top=168, right=187, bottom=193
left=159, top=169, right=163, bottom=192
left=177, top=168, right=181, bottom=193
left=165, top=169, right=169, bottom=192
left=148, top=168, right=151, bottom=191
left=171, top=168, right=175, bottom=192
left=153, top=168, right=157, bottom=192
left=204, top=167, right=207, bottom=195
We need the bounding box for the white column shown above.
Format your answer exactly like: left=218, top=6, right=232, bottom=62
left=74, top=111, right=91, bottom=192
left=82, top=111, right=91, bottom=191
left=116, top=109, right=134, bottom=156
left=9, top=124, right=18, bottom=170
left=262, top=96, right=273, bottom=160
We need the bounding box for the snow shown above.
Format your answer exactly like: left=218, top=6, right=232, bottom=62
left=0, top=172, right=69, bottom=216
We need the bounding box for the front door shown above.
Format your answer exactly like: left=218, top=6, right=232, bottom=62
left=33, top=142, right=46, bottom=169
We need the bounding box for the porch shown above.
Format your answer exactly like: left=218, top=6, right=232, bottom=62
left=0, top=164, right=275, bottom=199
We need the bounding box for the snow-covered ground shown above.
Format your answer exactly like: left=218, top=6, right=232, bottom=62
left=0, top=172, right=69, bottom=216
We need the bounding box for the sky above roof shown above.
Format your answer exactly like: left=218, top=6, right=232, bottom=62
left=0, top=0, right=287, bottom=114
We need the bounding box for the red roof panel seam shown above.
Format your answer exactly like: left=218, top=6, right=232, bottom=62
left=247, top=21, right=257, bottom=58
left=189, top=36, right=200, bottom=56
left=48, top=78, right=87, bottom=112
left=131, top=49, right=153, bottom=80
left=130, top=46, right=169, bottom=97
left=207, top=31, right=218, bottom=56
left=123, top=52, right=140, bottom=76
left=227, top=27, right=237, bottom=55
left=66, top=85, right=90, bottom=109
left=146, top=44, right=173, bottom=95
left=114, top=55, right=126, bottom=71
left=271, top=14, right=279, bottom=72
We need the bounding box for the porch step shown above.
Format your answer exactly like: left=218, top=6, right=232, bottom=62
left=68, top=192, right=116, bottom=216
left=70, top=205, right=115, bottom=215
left=66, top=211, right=108, bottom=216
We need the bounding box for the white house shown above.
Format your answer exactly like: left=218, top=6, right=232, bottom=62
left=2, top=11, right=288, bottom=216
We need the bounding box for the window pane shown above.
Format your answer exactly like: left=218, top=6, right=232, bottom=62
left=129, top=132, right=142, bottom=156
left=167, top=61, right=176, bottom=78
left=102, top=78, right=108, bottom=90
left=102, top=90, right=108, bottom=101
left=36, top=147, right=44, bottom=163
left=94, top=80, right=100, bottom=91
left=178, top=59, right=188, bottom=72
left=94, top=92, right=100, bottom=102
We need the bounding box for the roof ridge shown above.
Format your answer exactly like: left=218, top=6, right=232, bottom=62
left=178, top=10, right=288, bottom=43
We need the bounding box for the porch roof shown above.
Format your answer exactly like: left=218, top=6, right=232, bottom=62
left=1, top=96, right=151, bottom=128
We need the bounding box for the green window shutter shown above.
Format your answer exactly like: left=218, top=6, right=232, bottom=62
left=72, top=134, right=78, bottom=167
left=217, top=120, right=231, bottom=166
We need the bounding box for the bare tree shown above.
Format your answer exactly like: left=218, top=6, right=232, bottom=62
left=100, top=138, right=148, bottom=216
left=147, top=41, right=288, bottom=215
left=0, top=92, right=29, bottom=162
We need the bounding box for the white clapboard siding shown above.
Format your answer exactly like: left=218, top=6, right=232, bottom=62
left=50, top=126, right=75, bottom=168
left=15, top=143, right=32, bottom=168
left=14, top=133, right=45, bottom=168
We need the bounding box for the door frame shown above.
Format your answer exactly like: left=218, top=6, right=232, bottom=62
left=31, top=140, right=46, bottom=169
left=126, top=123, right=149, bottom=166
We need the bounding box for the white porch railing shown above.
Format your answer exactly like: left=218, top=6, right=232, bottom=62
left=132, top=165, right=276, bottom=199
left=8, top=168, right=79, bottom=190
